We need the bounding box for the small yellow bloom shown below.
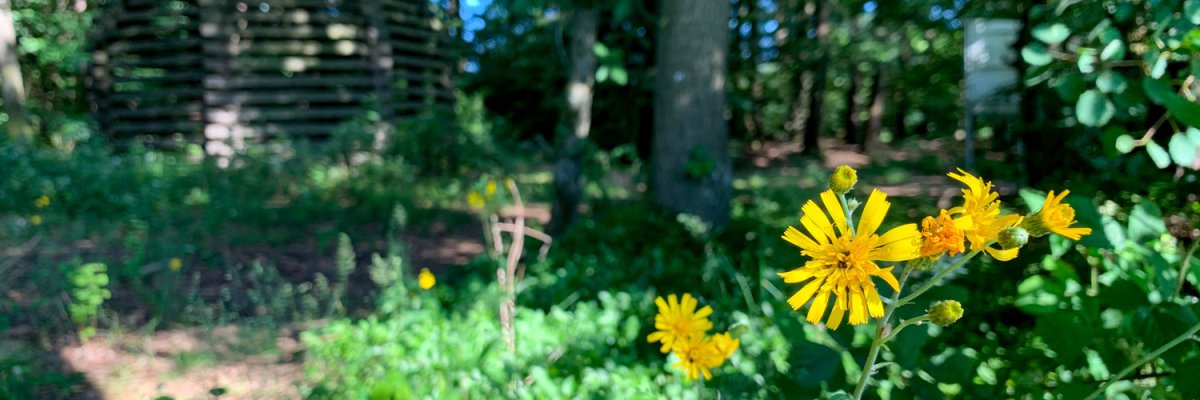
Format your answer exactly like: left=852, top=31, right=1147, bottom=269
left=828, top=165, right=858, bottom=194
left=919, top=210, right=968, bottom=258
left=1022, top=190, right=1092, bottom=240
left=710, top=332, right=740, bottom=361
left=485, top=180, right=497, bottom=198
left=928, top=300, right=964, bottom=327
left=647, top=293, right=713, bottom=353
left=671, top=334, right=724, bottom=381
left=29, top=215, right=42, bottom=226
left=779, top=189, right=921, bottom=329
left=467, top=191, right=486, bottom=209
left=947, top=169, right=1023, bottom=261
left=169, top=258, right=183, bottom=272
left=34, top=195, right=51, bottom=209
left=418, top=267, right=436, bottom=289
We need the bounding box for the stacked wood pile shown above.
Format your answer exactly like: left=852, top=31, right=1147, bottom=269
left=88, top=0, right=453, bottom=153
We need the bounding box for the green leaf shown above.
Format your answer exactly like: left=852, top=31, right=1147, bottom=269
left=1077, top=48, right=1098, bottom=73
left=1132, top=304, right=1197, bottom=349
left=1032, top=23, right=1071, bottom=45
left=1019, top=188, right=1047, bottom=212
left=1169, top=133, right=1198, bottom=166
left=610, top=67, right=629, bottom=86
left=1016, top=275, right=1066, bottom=315
left=1052, top=73, right=1085, bottom=101
left=1146, top=141, right=1171, bottom=168
left=1187, top=0, right=1200, bottom=24
left=1036, top=312, right=1092, bottom=364
left=1143, top=78, right=1172, bottom=105
left=1114, top=134, right=1137, bottom=153
left=1100, top=39, right=1125, bottom=61
left=593, top=43, right=610, bottom=58
left=1022, top=43, right=1053, bottom=66
left=1076, top=89, right=1115, bottom=127
left=596, top=66, right=609, bottom=82
left=1096, top=70, right=1127, bottom=94
left=1127, top=202, right=1166, bottom=243
left=1148, top=51, right=1168, bottom=79
left=1176, top=356, right=1200, bottom=395
left=1085, top=349, right=1112, bottom=380
left=1163, top=92, right=1200, bottom=128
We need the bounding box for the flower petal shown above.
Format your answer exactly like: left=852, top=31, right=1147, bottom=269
left=806, top=291, right=830, bottom=323
left=820, top=190, right=849, bottom=235
left=782, top=226, right=820, bottom=251
left=874, top=266, right=901, bottom=292
left=848, top=289, right=867, bottom=325
left=801, top=200, right=836, bottom=243
left=986, top=246, right=1019, bottom=261
left=826, top=303, right=846, bottom=330
left=862, top=283, right=884, bottom=318
left=779, top=267, right=817, bottom=283
left=787, top=278, right=824, bottom=310
left=857, top=189, right=890, bottom=238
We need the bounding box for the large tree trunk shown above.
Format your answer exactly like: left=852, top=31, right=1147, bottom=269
left=799, top=0, right=828, bottom=157
left=550, top=7, right=598, bottom=233
left=652, top=0, right=731, bottom=228
left=0, top=0, right=32, bottom=140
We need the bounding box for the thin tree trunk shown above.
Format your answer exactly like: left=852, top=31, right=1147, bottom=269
left=550, top=7, right=598, bottom=233
left=842, top=62, right=860, bottom=145
left=746, top=0, right=763, bottom=138
left=892, top=34, right=909, bottom=141
left=865, top=65, right=886, bottom=154
left=799, top=0, right=828, bottom=157
left=653, top=0, right=731, bottom=228
left=0, top=0, right=32, bottom=140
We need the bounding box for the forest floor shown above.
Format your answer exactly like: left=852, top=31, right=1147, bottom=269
left=12, top=137, right=1018, bottom=399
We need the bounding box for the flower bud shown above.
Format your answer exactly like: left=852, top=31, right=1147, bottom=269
left=928, top=300, right=963, bottom=327
left=908, top=256, right=936, bottom=271
left=828, top=165, right=858, bottom=194
left=998, top=226, right=1029, bottom=249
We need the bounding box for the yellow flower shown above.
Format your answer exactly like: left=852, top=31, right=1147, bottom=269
left=779, top=189, right=921, bottom=329
left=34, top=195, right=51, bottom=209
left=485, top=180, right=497, bottom=198
left=710, top=332, right=740, bottom=361
left=919, top=210, right=967, bottom=258
left=647, top=293, right=713, bottom=353
left=829, top=165, right=858, bottom=194
left=418, top=268, right=436, bottom=289
left=169, top=258, right=183, bottom=272
left=671, top=334, right=724, bottom=381
left=29, top=215, right=42, bottom=226
left=467, top=191, right=486, bottom=209
left=1022, top=190, right=1092, bottom=240
left=946, top=169, right=1023, bottom=261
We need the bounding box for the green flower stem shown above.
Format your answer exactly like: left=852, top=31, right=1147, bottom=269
left=881, top=315, right=930, bottom=343
left=1084, top=322, right=1200, bottom=400
left=837, top=192, right=856, bottom=236
left=851, top=265, right=912, bottom=400
left=897, top=251, right=979, bottom=305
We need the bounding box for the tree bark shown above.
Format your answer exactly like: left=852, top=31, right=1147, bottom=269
left=652, top=0, right=731, bottom=228
left=745, top=0, right=763, bottom=138
left=550, top=7, right=598, bottom=233
left=799, top=0, right=828, bottom=157
left=864, top=64, right=886, bottom=153
left=0, top=0, right=32, bottom=140
left=842, top=62, right=860, bottom=145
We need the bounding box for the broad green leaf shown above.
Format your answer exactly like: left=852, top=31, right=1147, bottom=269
left=1096, top=70, right=1127, bottom=94
left=1100, top=39, right=1125, bottom=61
left=1189, top=127, right=1200, bottom=145
left=1016, top=275, right=1066, bottom=315
left=610, top=67, right=629, bottom=86
left=593, top=43, right=610, bottom=58
left=1169, top=133, right=1198, bottom=166
left=1127, top=202, right=1166, bottom=243
left=1036, top=312, right=1092, bottom=364
left=1019, top=188, right=1047, bottom=212
left=1077, top=48, right=1098, bottom=73
left=1148, top=50, right=1168, bottom=79
left=596, top=66, right=609, bottom=82
left=1032, top=23, right=1070, bottom=45
left=1131, top=304, right=1197, bottom=349
left=1114, top=134, right=1136, bottom=153
left=1188, top=0, right=1200, bottom=24
left=1076, top=90, right=1115, bottom=126
left=1022, top=43, right=1053, bottom=66
left=1176, top=356, right=1200, bottom=395
left=1052, top=73, right=1085, bottom=101
left=1085, top=349, right=1111, bottom=380
left=1143, top=78, right=1172, bottom=105
left=1162, top=91, right=1200, bottom=128
left=1145, top=141, right=1171, bottom=168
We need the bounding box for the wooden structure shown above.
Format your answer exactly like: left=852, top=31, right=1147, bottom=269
left=88, top=0, right=454, bottom=154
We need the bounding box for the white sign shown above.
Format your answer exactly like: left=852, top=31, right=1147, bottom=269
left=964, top=19, right=1020, bottom=115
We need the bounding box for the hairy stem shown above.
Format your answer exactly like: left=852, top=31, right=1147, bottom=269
left=851, top=266, right=912, bottom=400
left=1084, top=322, right=1200, bottom=400
left=897, top=251, right=979, bottom=305
left=837, top=192, right=856, bottom=236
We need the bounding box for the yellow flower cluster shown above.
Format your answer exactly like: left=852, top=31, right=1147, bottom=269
left=779, top=166, right=1092, bottom=329
left=34, top=195, right=51, bottom=209
left=467, top=180, right=499, bottom=210
left=646, top=293, right=739, bottom=381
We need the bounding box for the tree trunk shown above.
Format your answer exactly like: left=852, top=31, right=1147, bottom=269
left=745, top=0, right=763, bottom=138
left=842, top=63, right=860, bottom=146
left=799, top=0, right=828, bottom=157
left=0, top=0, right=32, bottom=140
left=864, top=65, right=886, bottom=154
left=550, top=7, right=598, bottom=233
left=652, top=0, right=731, bottom=228
left=892, top=35, right=909, bottom=141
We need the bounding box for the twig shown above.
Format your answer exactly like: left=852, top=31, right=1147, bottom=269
left=1174, top=240, right=1198, bottom=300
left=1084, top=322, right=1200, bottom=399
left=499, top=180, right=526, bottom=353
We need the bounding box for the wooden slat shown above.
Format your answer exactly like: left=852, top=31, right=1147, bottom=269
left=204, top=76, right=376, bottom=89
